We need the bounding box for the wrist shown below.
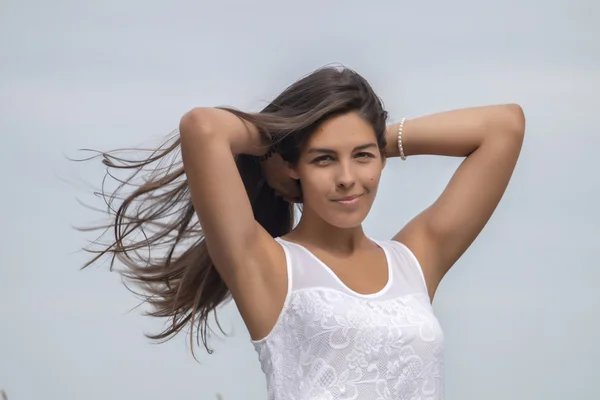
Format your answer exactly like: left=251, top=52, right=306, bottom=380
left=258, top=146, right=276, bottom=162
left=384, top=119, right=409, bottom=158
left=384, top=125, right=398, bottom=157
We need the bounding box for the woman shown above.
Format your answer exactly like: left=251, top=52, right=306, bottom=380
left=83, top=66, right=525, bottom=399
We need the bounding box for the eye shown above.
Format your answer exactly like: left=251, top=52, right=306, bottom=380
left=312, top=155, right=334, bottom=164
left=355, top=152, right=375, bottom=160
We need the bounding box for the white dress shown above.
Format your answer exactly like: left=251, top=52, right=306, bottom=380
left=252, top=237, right=445, bottom=400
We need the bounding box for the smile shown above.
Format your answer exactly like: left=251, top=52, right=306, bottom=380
left=332, top=194, right=363, bottom=205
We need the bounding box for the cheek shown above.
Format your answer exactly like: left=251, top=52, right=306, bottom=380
left=296, top=169, right=329, bottom=197
left=302, top=174, right=330, bottom=195
left=363, top=167, right=383, bottom=186
left=366, top=177, right=381, bottom=195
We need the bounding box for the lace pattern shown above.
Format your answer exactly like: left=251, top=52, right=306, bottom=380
left=253, top=288, right=445, bottom=400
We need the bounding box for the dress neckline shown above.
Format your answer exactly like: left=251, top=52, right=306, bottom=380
left=276, top=237, right=393, bottom=299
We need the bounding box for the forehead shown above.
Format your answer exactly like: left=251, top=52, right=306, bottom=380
left=306, top=112, right=376, bottom=148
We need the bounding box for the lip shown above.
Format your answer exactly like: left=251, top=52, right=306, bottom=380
left=332, top=194, right=363, bottom=203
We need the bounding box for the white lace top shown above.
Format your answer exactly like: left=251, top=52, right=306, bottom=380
left=252, top=238, right=445, bottom=400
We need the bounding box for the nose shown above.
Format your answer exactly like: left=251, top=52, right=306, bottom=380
left=335, top=160, right=356, bottom=189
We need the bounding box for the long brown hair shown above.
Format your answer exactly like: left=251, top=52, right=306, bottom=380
left=79, top=65, right=389, bottom=355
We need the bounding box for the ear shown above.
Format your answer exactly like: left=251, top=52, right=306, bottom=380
left=288, top=162, right=300, bottom=180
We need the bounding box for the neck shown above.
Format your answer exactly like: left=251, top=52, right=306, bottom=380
left=287, top=208, right=370, bottom=255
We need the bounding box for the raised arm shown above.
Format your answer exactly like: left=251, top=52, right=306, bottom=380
left=387, top=104, right=526, bottom=301
left=178, top=108, right=282, bottom=288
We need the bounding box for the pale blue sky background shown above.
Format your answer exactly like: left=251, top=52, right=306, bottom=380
left=1, top=0, right=599, bottom=399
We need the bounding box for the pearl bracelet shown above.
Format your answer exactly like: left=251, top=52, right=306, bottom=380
left=396, top=117, right=407, bottom=161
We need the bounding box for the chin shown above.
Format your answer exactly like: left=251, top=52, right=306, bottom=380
left=325, top=212, right=368, bottom=229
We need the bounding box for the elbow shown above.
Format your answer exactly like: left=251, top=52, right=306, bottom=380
left=179, top=107, right=216, bottom=140
left=482, top=104, right=525, bottom=149
left=503, top=103, right=526, bottom=139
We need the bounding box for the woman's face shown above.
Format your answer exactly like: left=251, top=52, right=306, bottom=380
left=290, top=111, right=386, bottom=229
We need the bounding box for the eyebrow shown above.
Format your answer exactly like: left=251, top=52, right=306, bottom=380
left=307, top=143, right=378, bottom=154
